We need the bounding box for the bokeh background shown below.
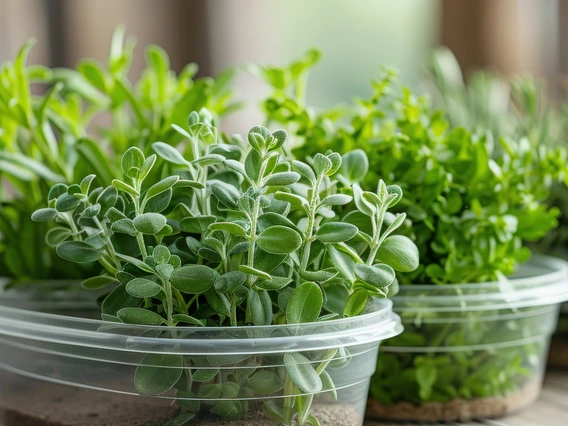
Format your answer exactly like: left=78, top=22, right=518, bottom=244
left=0, top=0, right=563, bottom=131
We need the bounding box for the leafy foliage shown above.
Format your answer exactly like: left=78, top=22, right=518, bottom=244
left=253, top=50, right=567, bottom=414
left=429, top=47, right=568, bottom=259
left=255, top=50, right=567, bottom=285
left=0, top=29, right=238, bottom=281
left=371, top=307, right=545, bottom=406
left=34, top=110, right=417, bottom=424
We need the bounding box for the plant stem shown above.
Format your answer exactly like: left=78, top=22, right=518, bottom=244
left=299, top=176, right=322, bottom=273
left=162, top=277, right=174, bottom=326
left=367, top=204, right=387, bottom=265
left=282, top=374, right=295, bottom=424
left=136, top=233, right=148, bottom=258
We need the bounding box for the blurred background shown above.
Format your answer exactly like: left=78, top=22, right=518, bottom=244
left=0, top=0, right=563, bottom=130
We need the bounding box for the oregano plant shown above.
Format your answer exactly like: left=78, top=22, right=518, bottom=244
left=0, top=29, right=237, bottom=282
left=33, top=109, right=418, bottom=425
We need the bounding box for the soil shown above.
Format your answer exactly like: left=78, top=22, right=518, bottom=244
left=548, top=335, right=568, bottom=368
left=0, top=382, right=179, bottom=426
left=0, top=379, right=361, bottom=426
left=365, top=378, right=541, bottom=422
left=193, top=404, right=361, bottom=426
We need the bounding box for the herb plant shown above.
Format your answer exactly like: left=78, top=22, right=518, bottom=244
left=0, top=29, right=237, bottom=282
left=33, top=109, right=418, bottom=424
left=252, top=51, right=567, bottom=414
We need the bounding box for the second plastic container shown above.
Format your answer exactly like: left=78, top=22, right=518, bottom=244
left=367, top=255, right=568, bottom=422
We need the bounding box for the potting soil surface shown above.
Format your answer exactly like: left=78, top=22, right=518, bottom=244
left=365, top=368, right=568, bottom=425
left=0, top=378, right=360, bottom=426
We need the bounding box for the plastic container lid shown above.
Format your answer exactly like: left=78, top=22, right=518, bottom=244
left=394, top=255, right=568, bottom=313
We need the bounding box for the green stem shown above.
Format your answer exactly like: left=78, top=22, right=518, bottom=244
left=367, top=204, right=387, bottom=265
left=299, top=177, right=322, bottom=273
left=136, top=233, right=148, bottom=259
left=230, top=294, right=237, bottom=327
left=282, top=374, right=296, bottom=424
left=162, top=278, right=174, bottom=326
left=315, top=348, right=338, bottom=375
left=172, top=287, right=187, bottom=313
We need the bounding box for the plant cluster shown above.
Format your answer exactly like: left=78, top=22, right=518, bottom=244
left=429, top=47, right=568, bottom=258
left=0, top=28, right=237, bottom=281
left=33, top=109, right=418, bottom=424
left=252, top=51, right=568, bottom=409
left=254, top=51, right=567, bottom=285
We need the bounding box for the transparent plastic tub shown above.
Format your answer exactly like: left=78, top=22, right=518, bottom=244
left=549, top=302, right=568, bottom=368
left=0, top=283, right=402, bottom=426
left=367, top=255, right=568, bottom=422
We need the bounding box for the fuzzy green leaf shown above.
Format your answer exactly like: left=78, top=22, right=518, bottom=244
left=343, top=289, right=369, bottom=317
left=249, top=289, right=273, bottom=325
left=316, top=222, right=358, bottom=244
left=376, top=235, right=420, bottom=272
left=134, top=354, right=183, bottom=395
left=121, top=147, right=145, bottom=178
left=31, top=208, right=57, bottom=222
left=354, top=263, right=395, bottom=288
left=170, top=265, right=216, bottom=294
left=56, top=241, right=102, bottom=263
left=133, top=213, right=167, bottom=235
left=118, top=307, right=165, bottom=325
left=286, top=282, right=323, bottom=324
left=284, top=352, right=322, bottom=393
left=257, top=225, right=302, bottom=254
left=126, top=278, right=162, bottom=298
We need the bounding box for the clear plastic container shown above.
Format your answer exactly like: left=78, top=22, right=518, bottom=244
left=549, top=303, right=568, bottom=368
left=367, top=255, right=568, bottom=422
left=0, top=283, right=402, bottom=426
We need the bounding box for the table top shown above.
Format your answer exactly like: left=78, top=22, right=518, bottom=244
left=365, top=368, right=568, bottom=426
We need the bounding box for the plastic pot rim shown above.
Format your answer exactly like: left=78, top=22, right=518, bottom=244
left=393, top=255, right=568, bottom=312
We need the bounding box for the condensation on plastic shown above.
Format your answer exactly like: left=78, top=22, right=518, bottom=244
left=0, top=282, right=402, bottom=425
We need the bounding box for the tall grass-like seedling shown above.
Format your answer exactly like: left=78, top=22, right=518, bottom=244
left=34, top=109, right=418, bottom=425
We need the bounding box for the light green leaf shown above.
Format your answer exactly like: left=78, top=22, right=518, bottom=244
left=111, top=218, right=138, bottom=236
left=45, top=227, right=71, bottom=247
left=257, top=225, right=302, bottom=255
left=145, top=176, right=180, bottom=201
left=126, top=278, right=162, bottom=298
left=318, top=194, right=353, bottom=207
left=81, top=275, right=118, bottom=290
left=284, top=352, right=322, bottom=393
left=134, top=354, right=183, bottom=395
left=172, top=314, right=206, bottom=326
left=56, top=241, right=102, bottom=263
left=239, top=265, right=272, bottom=281
left=263, top=172, right=301, bottom=187
left=376, top=235, right=420, bottom=272
left=170, top=265, right=216, bottom=294
left=121, top=147, right=145, bottom=178
left=152, top=142, right=188, bottom=165
left=214, top=271, right=247, bottom=293
left=133, top=213, right=167, bottom=235
left=286, top=282, right=323, bottom=324
left=316, top=222, right=358, bottom=244
left=246, top=371, right=284, bottom=395
left=249, top=289, right=273, bottom=325
left=343, top=289, right=368, bottom=317
left=354, top=263, right=395, bottom=288
left=117, top=307, right=165, bottom=325
left=209, top=222, right=247, bottom=236
left=340, top=149, right=368, bottom=184
left=31, top=208, right=57, bottom=222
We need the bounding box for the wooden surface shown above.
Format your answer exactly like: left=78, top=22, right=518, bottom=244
left=365, top=369, right=568, bottom=426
